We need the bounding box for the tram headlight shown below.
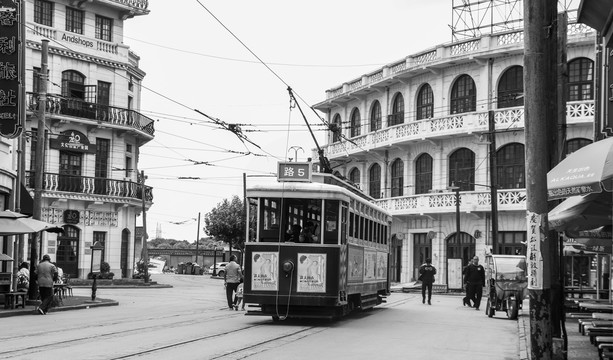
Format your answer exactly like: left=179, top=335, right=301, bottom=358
left=282, top=260, right=294, bottom=276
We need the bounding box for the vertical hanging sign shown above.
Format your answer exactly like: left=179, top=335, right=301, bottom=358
left=0, top=0, right=22, bottom=138
left=526, top=211, right=544, bottom=290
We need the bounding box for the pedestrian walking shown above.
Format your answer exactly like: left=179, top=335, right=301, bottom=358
left=224, top=255, right=243, bottom=310
left=36, top=254, right=58, bottom=315
left=462, top=262, right=472, bottom=307
left=464, top=255, right=485, bottom=310
left=418, top=258, right=436, bottom=305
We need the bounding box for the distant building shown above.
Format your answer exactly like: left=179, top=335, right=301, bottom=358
left=314, top=5, right=596, bottom=288
left=8, top=0, right=153, bottom=279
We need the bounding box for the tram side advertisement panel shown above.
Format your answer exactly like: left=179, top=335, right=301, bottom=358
left=251, top=251, right=279, bottom=291
left=297, top=253, right=326, bottom=293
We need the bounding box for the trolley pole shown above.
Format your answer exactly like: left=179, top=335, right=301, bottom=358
left=524, top=1, right=556, bottom=358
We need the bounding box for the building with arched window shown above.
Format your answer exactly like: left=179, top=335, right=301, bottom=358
left=314, top=9, right=597, bottom=286
left=1, top=0, right=153, bottom=280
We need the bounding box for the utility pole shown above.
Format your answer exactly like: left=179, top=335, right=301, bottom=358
left=28, top=39, right=49, bottom=301
left=243, top=172, right=247, bottom=266
left=524, top=1, right=556, bottom=358
left=195, top=212, right=200, bottom=265
left=488, top=110, right=499, bottom=254
left=140, top=170, right=149, bottom=283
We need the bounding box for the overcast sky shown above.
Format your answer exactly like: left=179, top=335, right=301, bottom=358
left=123, top=1, right=452, bottom=241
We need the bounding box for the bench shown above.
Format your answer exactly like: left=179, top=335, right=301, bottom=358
left=4, top=291, right=27, bottom=309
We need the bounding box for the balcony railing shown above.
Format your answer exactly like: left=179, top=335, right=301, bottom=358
left=110, top=0, right=149, bottom=10
left=26, top=171, right=153, bottom=202
left=373, top=189, right=526, bottom=215
left=27, top=93, right=155, bottom=137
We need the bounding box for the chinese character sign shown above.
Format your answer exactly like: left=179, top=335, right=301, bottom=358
left=277, top=162, right=311, bottom=182
left=251, top=252, right=279, bottom=291
left=297, top=253, right=326, bottom=293
left=0, top=0, right=22, bottom=138
left=526, top=211, right=544, bottom=290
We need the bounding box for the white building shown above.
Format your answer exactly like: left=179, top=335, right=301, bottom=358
left=314, top=11, right=596, bottom=288
left=2, top=0, right=153, bottom=279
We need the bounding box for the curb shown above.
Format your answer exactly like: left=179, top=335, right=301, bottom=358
left=518, top=307, right=530, bottom=360
left=0, top=300, right=118, bottom=318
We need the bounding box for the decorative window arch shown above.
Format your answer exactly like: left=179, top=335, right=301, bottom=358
left=496, top=143, right=525, bottom=189
left=61, top=70, right=86, bottom=99
left=498, top=66, right=524, bottom=108
left=350, top=108, right=361, bottom=138
left=415, top=153, right=433, bottom=195
left=450, top=75, right=476, bottom=114
left=449, top=148, right=475, bottom=191
left=390, top=158, right=404, bottom=197
left=447, top=232, right=476, bottom=267
left=331, top=113, right=342, bottom=143
left=349, top=167, right=360, bottom=187
left=389, top=93, right=404, bottom=126
left=568, top=57, right=594, bottom=101
left=369, top=164, right=381, bottom=199
left=416, top=84, right=434, bottom=120
left=370, top=100, right=382, bottom=131
left=566, top=138, right=592, bottom=155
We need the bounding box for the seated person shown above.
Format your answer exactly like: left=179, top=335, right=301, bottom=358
left=299, top=221, right=319, bottom=243
left=286, top=224, right=302, bottom=242
left=17, top=262, right=29, bottom=291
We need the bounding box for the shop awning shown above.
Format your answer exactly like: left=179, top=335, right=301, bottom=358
left=548, top=192, right=612, bottom=232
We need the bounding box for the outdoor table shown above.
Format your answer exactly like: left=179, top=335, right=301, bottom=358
left=579, top=302, right=613, bottom=313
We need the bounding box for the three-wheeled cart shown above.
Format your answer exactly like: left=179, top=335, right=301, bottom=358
left=484, top=254, right=528, bottom=320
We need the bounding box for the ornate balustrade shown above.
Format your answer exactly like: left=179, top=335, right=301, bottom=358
left=26, top=171, right=153, bottom=202
left=27, top=93, right=155, bottom=137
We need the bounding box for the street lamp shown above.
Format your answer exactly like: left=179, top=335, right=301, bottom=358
left=89, top=241, right=103, bottom=302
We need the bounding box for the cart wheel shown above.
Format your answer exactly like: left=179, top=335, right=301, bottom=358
left=507, top=298, right=518, bottom=320
left=486, top=298, right=494, bottom=318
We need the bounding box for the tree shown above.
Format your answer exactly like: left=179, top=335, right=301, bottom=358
left=204, top=195, right=245, bottom=252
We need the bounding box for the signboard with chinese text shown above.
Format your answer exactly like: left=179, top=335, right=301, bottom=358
left=0, top=0, right=22, bottom=138
left=251, top=251, right=278, bottom=291
left=297, top=253, right=326, bottom=293
left=526, top=211, right=544, bottom=290
left=50, top=130, right=97, bottom=153
left=277, top=162, right=311, bottom=182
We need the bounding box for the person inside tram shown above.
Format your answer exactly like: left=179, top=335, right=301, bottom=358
left=286, top=224, right=302, bottom=242
left=299, top=221, right=319, bottom=243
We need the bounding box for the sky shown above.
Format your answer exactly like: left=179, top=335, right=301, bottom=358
left=123, top=1, right=453, bottom=241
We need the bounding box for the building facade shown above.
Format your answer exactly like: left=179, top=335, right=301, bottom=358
left=314, top=17, right=597, bottom=288
left=7, top=0, right=153, bottom=279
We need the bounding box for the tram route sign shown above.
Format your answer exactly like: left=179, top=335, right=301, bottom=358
left=277, top=162, right=311, bottom=182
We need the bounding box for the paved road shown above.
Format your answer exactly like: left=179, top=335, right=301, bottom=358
left=0, top=274, right=520, bottom=360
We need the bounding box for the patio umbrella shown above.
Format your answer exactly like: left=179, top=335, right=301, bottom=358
left=0, top=210, right=29, bottom=219
left=0, top=212, right=63, bottom=235
left=548, top=191, right=612, bottom=232
left=547, top=137, right=613, bottom=200
left=0, top=253, right=13, bottom=261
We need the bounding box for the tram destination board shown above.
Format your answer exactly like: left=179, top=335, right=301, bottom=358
left=277, top=162, right=311, bottom=182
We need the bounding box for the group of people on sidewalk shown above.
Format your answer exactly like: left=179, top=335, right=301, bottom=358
left=15, top=254, right=65, bottom=315
left=418, top=255, right=486, bottom=310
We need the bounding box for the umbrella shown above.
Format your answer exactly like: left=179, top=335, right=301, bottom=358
left=0, top=253, right=13, bottom=261
left=0, top=213, right=63, bottom=235
left=548, top=192, right=612, bottom=232
left=0, top=210, right=29, bottom=219
left=547, top=137, right=613, bottom=200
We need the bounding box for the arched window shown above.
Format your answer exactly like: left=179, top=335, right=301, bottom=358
left=568, top=58, right=594, bottom=101
left=447, top=232, right=475, bottom=266
left=61, top=70, right=85, bottom=99
left=416, top=84, right=434, bottom=120
left=498, top=66, right=524, bottom=108
left=370, top=101, right=381, bottom=131
left=389, top=93, right=404, bottom=126
left=496, top=143, right=525, bottom=189
left=450, top=75, right=476, bottom=114
left=567, top=138, right=592, bottom=155
left=349, top=167, right=361, bottom=188
left=369, top=164, right=381, bottom=199
left=449, top=148, right=475, bottom=191
left=350, top=108, right=361, bottom=138
left=415, top=153, right=433, bottom=195
left=331, top=114, right=342, bottom=143
left=390, top=158, right=404, bottom=197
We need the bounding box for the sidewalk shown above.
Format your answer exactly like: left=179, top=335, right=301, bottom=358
left=0, top=295, right=118, bottom=318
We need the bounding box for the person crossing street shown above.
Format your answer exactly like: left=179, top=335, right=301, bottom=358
left=463, top=256, right=485, bottom=311
left=418, top=258, right=437, bottom=305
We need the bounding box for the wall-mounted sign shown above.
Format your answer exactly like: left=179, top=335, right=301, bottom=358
left=0, top=0, right=23, bottom=138
left=50, top=130, right=97, bottom=153
left=63, top=209, right=80, bottom=224
left=277, top=162, right=311, bottom=182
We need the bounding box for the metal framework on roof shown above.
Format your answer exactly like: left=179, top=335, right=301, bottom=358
left=451, top=0, right=581, bottom=42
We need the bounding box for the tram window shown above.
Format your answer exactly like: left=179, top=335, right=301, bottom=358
left=359, top=216, right=365, bottom=240
left=341, top=204, right=348, bottom=244
left=323, top=200, right=339, bottom=244
left=349, top=211, right=354, bottom=239
left=260, top=198, right=281, bottom=242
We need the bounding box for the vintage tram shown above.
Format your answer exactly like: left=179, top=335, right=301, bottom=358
left=243, top=162, right=393, bottom=321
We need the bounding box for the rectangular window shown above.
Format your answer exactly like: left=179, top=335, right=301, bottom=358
left=97, top=81, right=111, bottom=106
left=66, top=7, right=84, bottom=34
left=34, top=0, right=53, bottom=26
left=95, top=138, right=110, bottom=195
left=29, top=129, right=37, bottom=174
left=93, top=232, right=106, bottom=261
left=95, top=15, right=113, bottom=42
left=125, top=156, right=132, bottom=177
left=498, top=231, right=526, bottom=255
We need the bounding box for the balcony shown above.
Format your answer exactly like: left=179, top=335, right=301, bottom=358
left=373, top=189, right=526, bottom=216
left=26, top=171, right=153, bottom=203
left=322, top=100, right=594, bottom=159
left=27, top=93, right=155, bottom=140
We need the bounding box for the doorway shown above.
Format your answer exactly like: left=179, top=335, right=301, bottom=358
left=56, top=225, right=80, bottom=277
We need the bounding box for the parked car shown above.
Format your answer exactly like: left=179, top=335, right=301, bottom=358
left=209, top=262, right=228, bottom=277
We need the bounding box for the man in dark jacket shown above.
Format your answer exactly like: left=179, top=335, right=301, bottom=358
left=418, top=258, right=437, bottom=305
left=463, top=256, right=485, bottom=310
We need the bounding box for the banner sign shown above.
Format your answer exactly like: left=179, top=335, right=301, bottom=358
left=50, top=130, right=97, bottom=153
left=0, top=0, right=22, bottom=138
